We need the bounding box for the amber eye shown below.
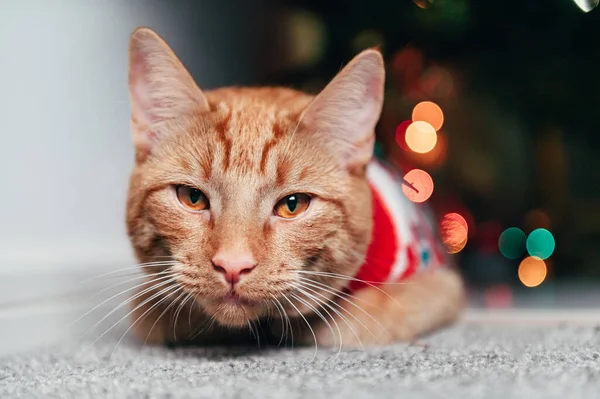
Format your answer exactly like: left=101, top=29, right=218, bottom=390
left=175, top=185, right=209, bottom=211
left=274, top=193, right=311, bottom=219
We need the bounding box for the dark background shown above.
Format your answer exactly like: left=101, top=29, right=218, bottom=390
left=225, top=0, right=600, bottom=296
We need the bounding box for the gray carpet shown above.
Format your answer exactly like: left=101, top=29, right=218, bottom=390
left=2, top=323, right=600, bottom=399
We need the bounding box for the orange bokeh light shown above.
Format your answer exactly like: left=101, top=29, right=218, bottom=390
left=402, top=169, right=434, bottom=203
left=518, top=256, right=547, bottom=288
left=439, top=213, right=468, bottom=254
left=405, top=121, right=437, bottom=154
left=412, top=101, right=444, bottom=131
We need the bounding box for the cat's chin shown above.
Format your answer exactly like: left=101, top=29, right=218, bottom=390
left=202, top=296, right=264, bottom=327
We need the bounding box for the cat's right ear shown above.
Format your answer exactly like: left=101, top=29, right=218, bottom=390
left=299, top=49, right=385, bottom=173
left=128, top=27, right=209, bottom=162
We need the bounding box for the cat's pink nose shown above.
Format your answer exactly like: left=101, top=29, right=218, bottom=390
left=211, top=252, right=256, bottom=285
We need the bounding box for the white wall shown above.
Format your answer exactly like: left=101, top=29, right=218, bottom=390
left=0, top=1, right=265, bottom=275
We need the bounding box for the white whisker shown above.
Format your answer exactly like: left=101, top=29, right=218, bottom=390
left=282, top=295, right=317, bottom=362
left=293, top=288, right=347, bottom=357
left=111, top=286, right=182, bottom=360
left=290, top=293, right=337, bottom=351
left=296, top=270, right=404, bottom=309
left=297, top=278, right=390, bottom=341
left=173, top=290, right=195, bottom=342
left=89, top=271, right=172, bottom=300
left=70, top=273, right=175, bottom=330
left=142, top=289, right=187, bottom=347
left=189, top=313, right=217, bottom=341
left=78, top=261, right=178, bottom=284
left=296, top=281, right=378, bottom=347
left=81, top=276, right=177, bottom=341
left=296, top=276, right=379, bottom=309
left=91, top=283, right=180, bottom=346
left=270, top=294, right=294, bottom=349
left=269, top=299, right=288, bottom=347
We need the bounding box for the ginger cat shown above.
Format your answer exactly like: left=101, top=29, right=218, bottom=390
left=125, top=27, right=464, bottom=349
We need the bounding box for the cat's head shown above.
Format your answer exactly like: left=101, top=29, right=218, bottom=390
left=125, top=28, right=385, bottom=327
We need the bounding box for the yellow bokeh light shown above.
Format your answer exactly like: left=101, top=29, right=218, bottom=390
left=518, top=256, right=547, bottom=288
left=405, top=121, right=437, bottom=154
left=412, top=101, right=444, bottom=131
left=406, top=130, right=448, bottom=170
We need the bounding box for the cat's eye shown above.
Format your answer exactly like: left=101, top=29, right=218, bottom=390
left=274, top=193, right=311, bottom=219
left=175, top=185, right=209, bottom=211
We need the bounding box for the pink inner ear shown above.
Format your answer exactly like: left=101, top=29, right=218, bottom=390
left=302, top=52, right=384, bottom=168
left=129, top=51, right=157, bottom=129
left=365, top=73, right=383, bottom=103
left=348, top=76, right=383, bottom=138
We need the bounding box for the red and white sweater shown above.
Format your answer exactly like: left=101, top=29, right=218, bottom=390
left=348, top=160, right=448, bottom=292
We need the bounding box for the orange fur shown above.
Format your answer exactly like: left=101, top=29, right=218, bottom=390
left=125, top=27, right=464, bottom=348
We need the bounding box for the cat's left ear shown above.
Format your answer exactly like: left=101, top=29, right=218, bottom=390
left=300, top=49, right=385, bottom=171
left=128, top=27, right=210, bottom=161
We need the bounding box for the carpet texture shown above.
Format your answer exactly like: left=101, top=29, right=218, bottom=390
left=2, top=323, right=600, bottom=399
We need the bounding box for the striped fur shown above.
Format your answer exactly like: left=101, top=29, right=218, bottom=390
left=124, top=28, right=464, bottom=348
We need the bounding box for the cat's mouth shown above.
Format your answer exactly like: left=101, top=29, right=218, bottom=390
left=223, top=292, right=255, bottom=307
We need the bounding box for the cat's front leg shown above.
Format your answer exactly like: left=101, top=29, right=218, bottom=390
left=306, top=267, right=465, bottom=348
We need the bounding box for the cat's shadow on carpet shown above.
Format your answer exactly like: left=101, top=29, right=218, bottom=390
left=114, top=324, right=321, bottom=361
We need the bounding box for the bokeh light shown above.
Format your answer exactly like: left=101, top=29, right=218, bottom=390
left=518, top=256, right=547, bottom=288
left=439, top=213, right=468, bottom=254
left=433, top=195, right=475, bottom=238
left=402, top=169, right=434, bottom=203
left=395, top=120, right=412, bottom=151
left=573, top=0, right=599, bottom=12
left=498, top=227, right=526, bottom=260
left=412, top=101, right=444, bottom=131
left=283, top=9, right=326, bottom=68
left=405, top=130, right=448, bottom=170
left=526, top=228, right=555, bottom=260
left=524, top=209, right=551, bottom=233
left=413, top=0, right=431, bottom=9
left=405, top=121, right=437, bottom=153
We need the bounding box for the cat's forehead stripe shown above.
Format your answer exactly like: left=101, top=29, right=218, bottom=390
left=209, top=108, right=294, bottom=178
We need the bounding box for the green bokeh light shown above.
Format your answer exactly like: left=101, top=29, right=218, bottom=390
left=498, top=227, right=526, bottom=259
left=526, top=228, right=555, bottom=260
